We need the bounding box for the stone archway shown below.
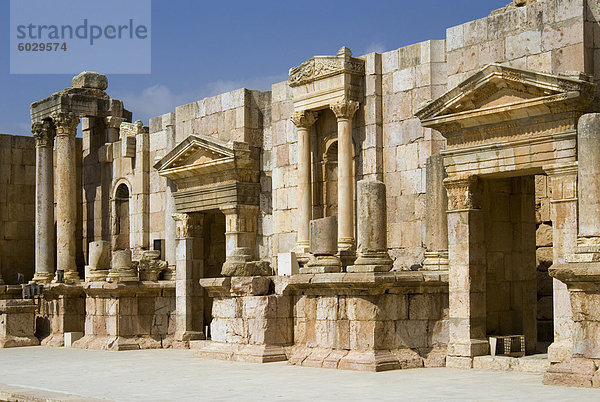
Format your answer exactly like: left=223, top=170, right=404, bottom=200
left=416, top=64, right=595, bottom=368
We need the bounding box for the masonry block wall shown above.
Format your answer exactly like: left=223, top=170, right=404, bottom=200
left=0, top=134, right=35, bottom=284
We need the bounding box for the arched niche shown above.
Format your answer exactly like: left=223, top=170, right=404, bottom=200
left=112, top=181, right=131, bottom=250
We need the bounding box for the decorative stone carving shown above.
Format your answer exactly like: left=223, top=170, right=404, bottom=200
left=31, top=121, right=54, bottom=148
left=290, top=110, right=318, bottom=129
left=443, top=176, right=482, bottom=211
left=138, top=250, right=168, bottom=281
left=173, top=213, right=202, bottom=239
left=51, top=111, right=79, bottom=136
left=289, top=47, right=365, bottom=87
left=330, top=99, right=360, bottom=120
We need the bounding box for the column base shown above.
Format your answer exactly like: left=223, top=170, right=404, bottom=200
left=85, top=269, right=109, bottom=282
left=30, top=272, right=54, bottom=284
left=348, top=251, right=393, bottom=272
left=292, top=245, right=311, bottom=266
left=53, top=271, right=81, bottom=284
left=289, top=347, right=402, bottom=372
left=301, top=255, right=342, bottom=274
left=106, top=268, right=138, bottom=283
left=421, top=251, right=449, bottom=271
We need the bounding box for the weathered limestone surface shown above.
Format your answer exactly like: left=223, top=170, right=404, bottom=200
left=0, top=299, right=39, bottom=348
left=196, top=277, right=291, bottom=363
left=304, top=217, right=341, bottom=274
left=73, top=281, right=175, bottom=350
left=349, top=180, right=392, bottom=272
left=35, top=284, right=85, bottom=347
left=287, top=271, right=448, bottom=371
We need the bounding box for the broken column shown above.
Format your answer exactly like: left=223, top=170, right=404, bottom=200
left=52, top=111, right=81, bottom=283
left=302, top=216, right=342, bottom=273
left=348, top=179, right=392, bottom=272
left=107, top=249, right=138, bottom=283
left=31, top=120, right=56, bottom=284
left=85, top=241, right=111, bottom=282
left=422, top=155, right=449, bottom=271
left=220, top=205, right=271, bottom=276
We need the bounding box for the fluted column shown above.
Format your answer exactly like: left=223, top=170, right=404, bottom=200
left=331, top=99, right=359, bottom=252
left=291, top=110, right=317, bottom=255
left=31, top=120, right=56, bottom=284
left=52, top=111, right=80, bottom=283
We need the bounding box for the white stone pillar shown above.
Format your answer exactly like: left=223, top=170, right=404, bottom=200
left=291, top=110, right=317, bottom=256
left=52, top=111, right=80, bottom=284
left=164, top=114, right=177, bottom=280
left=31, top=121, right=55, bottom=284
left=543, top=162, right=577, bottom=363
left=444, top=175, right=488, bottom=368
left=331, top=99, right=359, bottom=252
left=173, top=213, right=205, bottom=342
left=577, top=114, right=600, bottom=238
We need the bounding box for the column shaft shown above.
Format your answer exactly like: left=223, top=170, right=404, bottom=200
left=577, top=114, right=600, bottom=237
left=32, top=121, right=55, bottom=283
left=291, top=111, right=317, bottom=253
left=331, top=100, right=359, bottom=251
left=53, top=112, right=80, bottom=283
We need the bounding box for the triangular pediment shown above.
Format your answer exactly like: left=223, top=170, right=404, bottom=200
left=415, top=64, right=595, bottom=128
left=154, top=134, right=239, bottom=172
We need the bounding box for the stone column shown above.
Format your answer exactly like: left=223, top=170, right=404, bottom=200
left=173, top=213, right=205, bottom=342
left=291, top=110, right=317, bottom=256
left=422, top=154, right=449, bottom=271
left=220, top=205, right=266, bottom=276
left=330, top=99, right=359, bottom=253
left=164, top=114, right=177, bottom=280
left=577, top=114, right=600, bottom=243
left=31, top=120, right=56, bottom=284
left=444, top=175, right=488, bottom=369
left=543, top=163, right=578, bottom=363
left=52, top=111, right=80, bottom=284
left=348, top=179, right=392, bottom=272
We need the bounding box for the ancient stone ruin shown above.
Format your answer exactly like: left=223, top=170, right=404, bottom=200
left=0, top=0, right=600, bottom=388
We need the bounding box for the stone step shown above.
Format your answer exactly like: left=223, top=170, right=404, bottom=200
left=473, top=354, right=549, bottom=373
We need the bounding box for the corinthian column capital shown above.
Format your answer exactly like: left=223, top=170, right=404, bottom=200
left=330, top=99, right=359, bottom=120
left=291, top=110, right=318, bottom=129
left=443, top=175, right=482, bottom=211
left=31, top=120, right=55, bottom=148
left=51, top=111, right=79, bottom=136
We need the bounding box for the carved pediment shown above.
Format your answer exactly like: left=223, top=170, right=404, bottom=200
left=154, top=134, right=252, bottom=180
left=154, top=135, right=260, bottom=213
left=416, top=64, right=595, bottom=136
left=289, top=46, right=365, bottom=88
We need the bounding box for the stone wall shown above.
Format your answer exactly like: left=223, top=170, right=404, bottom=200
left=0, top=134, right=35, bottom=284
left=446, top=0, right=588, bottom=88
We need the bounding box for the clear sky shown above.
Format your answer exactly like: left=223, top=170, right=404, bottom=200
left=0, top=0, right=510, bottom=135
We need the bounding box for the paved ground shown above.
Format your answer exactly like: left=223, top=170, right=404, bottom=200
left=0, top=347, right=598, bottom=401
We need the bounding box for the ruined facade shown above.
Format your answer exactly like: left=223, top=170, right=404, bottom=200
left=1, top=0, right=600, bottom=388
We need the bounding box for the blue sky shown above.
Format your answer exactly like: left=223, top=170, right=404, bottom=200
left=0, top=0, right=510, bottom=135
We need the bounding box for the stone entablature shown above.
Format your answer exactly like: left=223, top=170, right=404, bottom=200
left=289, top=46, right=364, bottom=112
left=416, top=64, right=595, bottom=146
left=417, top=64, right=596, bottom=178
left=154, top=134, right=259, bottom=213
